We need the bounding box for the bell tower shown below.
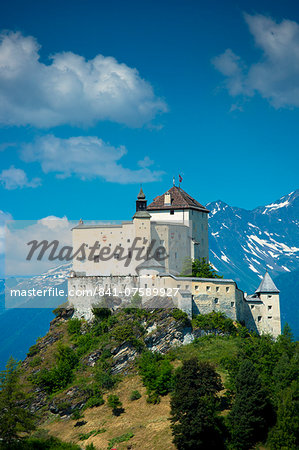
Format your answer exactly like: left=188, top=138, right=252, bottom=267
left=136, top=187, right=147, bottom=212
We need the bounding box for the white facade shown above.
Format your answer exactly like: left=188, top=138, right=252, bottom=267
left=68, top=186, right=282, bottom=338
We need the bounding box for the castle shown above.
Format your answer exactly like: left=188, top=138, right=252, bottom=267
left=68, top=185, right=281, bottom=338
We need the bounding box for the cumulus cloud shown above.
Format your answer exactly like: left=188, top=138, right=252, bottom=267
left=212, top=14, right=299, bottom=109
left=0, top=166, right=41, bottom=189
left=5, top=216, right=73, bottom=277
left=138, top=156, right=154, bottom=168
left=21, top=135, right=164, bottom=183
left=0, top=31, right=167, bottom=128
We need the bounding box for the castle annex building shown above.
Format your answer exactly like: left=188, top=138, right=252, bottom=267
left=68, top=186, right=281, bottom=338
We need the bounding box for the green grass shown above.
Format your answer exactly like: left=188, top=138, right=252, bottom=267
left=170, top=335, right=241, bottom=367
left=107, top=432, right=134, bottom=449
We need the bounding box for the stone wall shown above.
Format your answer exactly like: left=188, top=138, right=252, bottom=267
left=68, top=273, right=281, bottom=337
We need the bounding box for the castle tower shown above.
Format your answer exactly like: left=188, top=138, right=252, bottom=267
left=255, top=271, right=281, bottom=337
left=136, top=187, right=147, bottom=212
left=147, top=185, right=209, bottom=261
left=133, top=188, right=151, bottom=243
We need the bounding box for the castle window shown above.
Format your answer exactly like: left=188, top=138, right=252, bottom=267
left=127, top=239, right=130, bottom=242
left=94, top=256, right=100, bottom=263
left=177, top=285, right=181, bottom=288
left=251, top=305, right=254, bottom=309
left=206, top=286, right=211, bottom=292
left=268, top=316, right=272, bottom=320
left=231, top=301, right=235, bottom=307
left=268, top=295, right=272, bottom=298
left=258, top=316, right=262, bottom=322
left=195, top=285, right=199, bottom=290
left=175, top=252, right=177, bottom=259
left=226, top=287, right=230, bottom=292
left=216, top=286, right=219, bottom=292
left=214, top=298, right=219, bottom=304
left=145, top=284, right=147, bottom=288
left=268, top=305, right=272, bottom=310
left=170, top=210, right=174, bottom=215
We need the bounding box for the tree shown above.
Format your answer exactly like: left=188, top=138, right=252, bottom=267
left=267, top=381, right=299, bottom=450
left=0, top=357, right=35, bottom=446
left=227, top=359, right=271, bottom=450
left=107, top=394, right=123, bottom=415
left=181, top=258, right=222, bottom=278
left=170, top=358, right=224, bottom=449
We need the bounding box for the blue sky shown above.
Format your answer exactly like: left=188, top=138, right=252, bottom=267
left=0, top=0, right=298, bottom=221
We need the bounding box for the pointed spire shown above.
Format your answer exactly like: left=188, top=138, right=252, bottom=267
left=255, top=271, right=280, bottom=294
left=137, top=187, right=146, bottom=199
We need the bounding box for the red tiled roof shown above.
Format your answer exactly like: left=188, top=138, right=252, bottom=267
left=147, top=186, right=209, bottom=212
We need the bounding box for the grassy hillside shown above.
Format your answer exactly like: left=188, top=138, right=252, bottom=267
left=1, top=307, right=298, bottom=449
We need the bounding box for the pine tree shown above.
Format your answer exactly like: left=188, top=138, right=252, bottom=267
left=170, top=358, right=224, bottom=449
left=0, top=357, right=35, bottom=446
left=267, top=381, right=299, bottom=450
left=227, top=359, right=271, bottom=449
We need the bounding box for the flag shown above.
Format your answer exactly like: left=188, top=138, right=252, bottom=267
left=179, top=174, right=182, bottom=183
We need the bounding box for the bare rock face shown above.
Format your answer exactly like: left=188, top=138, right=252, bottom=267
left=111, top=342, right=138, bottom=374
left=22, top=309, right=229, bottom=416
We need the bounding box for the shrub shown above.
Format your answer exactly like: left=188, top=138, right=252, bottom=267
left=29, top=356, right=42, bottom=368
left=32, top=344, right=78, bottom=393
left=67, top=318, right=81, bottom=335
left=71, top=409, right=84, bottom=420
left=83, top=384, right=105, bottom=409
left=27, top=344, right=40, bottom=357
left=84, top=396, right=104, bottom=409
left=111, top=322, right=145, bottom=350
left=75, top=334, right=95, bottom=357
left=138, top=351, right=173, bottom=398
left=107, top=394, right=123, bottom=415
left=111, top=323, right=135, bottom=342
left=22, top=435, right=81, bottom=449
left=79, top=430, right=96, bottom=440
left=85, top=444, right=96, bottom=450
left=172, top=309, right=190, bottom=326
left=92, top=306, right=111, bottom=321
left=95, top=368, right=117, bottom=390
left=193, top=311, right=237, bottom=335
left=130, top=390, right=141, bottom=401
left=107, top=432, right=134, bottom=450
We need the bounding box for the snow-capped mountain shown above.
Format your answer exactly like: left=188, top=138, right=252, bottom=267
left=4, top=263, right=71, bottom=309
left=207, top=189, right=299, bottom=292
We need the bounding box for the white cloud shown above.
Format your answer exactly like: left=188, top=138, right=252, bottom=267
left=138, top=156, right=154, bottom=168
left=21, top=135, right=164, bottom=183
left=0, top=166, right=41, bottom=190
left=0, top=31, right=167, bottom=128
left=5, top=216, right=73, bottom=276
left=212, top=14, right=299, bottom=109
left=0, top=210, right=12, bottom=255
